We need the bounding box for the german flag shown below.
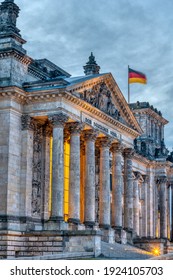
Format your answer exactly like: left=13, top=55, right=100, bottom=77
left=129, top=68, right=147, bottom=84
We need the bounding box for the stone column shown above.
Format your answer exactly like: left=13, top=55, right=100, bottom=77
left=147, top=165, right=154, bottom=237
left=83, top=130, right=97, bottom=226
left=133, top=173, right=140, bottom=236
left=167, top=185, right=171, bottom=240
left=42, top=124, right=52, bottom=220
left=171, top=184, right=173, bottom=241
left=123, top=148, right=134, bottom=231
left=154, top=182, right=159, bottom=238
left=49, top=113, right=69, bottom=221
left=80, top=140, right=85, bottom=223
left=68, top=122, right=83, bottom=224
left=159, top=177, right=168, bottom=238
left=98, top=137, right=112, bottom=228
left=20, top=115, right=35, bottom=218
left=111, top=143, right=123, bottom=228
left=141, top=175, right=148, bottom=237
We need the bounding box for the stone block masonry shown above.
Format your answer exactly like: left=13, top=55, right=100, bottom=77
left=0, top=230, right=101, bottom=259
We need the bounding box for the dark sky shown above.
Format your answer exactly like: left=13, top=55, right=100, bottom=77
left=14, top=0, right=173, bottom=149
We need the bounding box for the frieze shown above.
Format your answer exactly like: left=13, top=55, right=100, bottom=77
left=82, top=114, right=120, bottom=140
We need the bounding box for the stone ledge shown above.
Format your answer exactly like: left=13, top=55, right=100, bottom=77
left=7, top=252, right=94, bottom=260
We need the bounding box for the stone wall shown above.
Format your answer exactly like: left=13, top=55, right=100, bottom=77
left=0, top=230, right=101, bottom=259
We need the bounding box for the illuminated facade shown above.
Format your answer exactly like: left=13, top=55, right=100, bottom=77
left=0, top=0, right=173, bottom=259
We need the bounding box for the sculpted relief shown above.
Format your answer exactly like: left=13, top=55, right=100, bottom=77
left=81, top=82, right=121, bottom=120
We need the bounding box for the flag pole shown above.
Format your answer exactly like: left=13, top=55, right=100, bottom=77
left=128, top=65, right=130, bottom=103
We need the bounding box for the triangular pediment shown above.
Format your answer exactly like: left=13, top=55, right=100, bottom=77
left=65, top=73, right=142, bottom=134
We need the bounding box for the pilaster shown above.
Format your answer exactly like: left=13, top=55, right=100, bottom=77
left=20, top=115, right=35, bottom=218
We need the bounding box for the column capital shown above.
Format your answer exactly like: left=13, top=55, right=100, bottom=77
left=66, top=122, right=84, bottom=135
left=43, top=124, right=53, bottom=137
left=157, top=176, right=167, bottom=184
left=110, top=142, right=123, bottom=153
left=134, top=171, right=141, bottom=181
left=97, top=136, right=112, bottom=148
left=143, top=175, right=149, bottom=184
left=21, top=115, right=35, bottom=131
left=123, top=148, right=134, bottom=159
left=48, top=113, right=69, bottom=127
left=82, top=129, right=98, bottom=142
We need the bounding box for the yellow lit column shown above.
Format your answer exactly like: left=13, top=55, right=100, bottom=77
left=64, top=132, right=70, bottom=221
left=49, top=113, right=69, bottom=221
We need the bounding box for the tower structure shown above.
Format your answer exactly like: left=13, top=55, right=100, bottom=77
left=83, top=52, right=100, bottom=75
left=0, top=0, right=31, bottom=86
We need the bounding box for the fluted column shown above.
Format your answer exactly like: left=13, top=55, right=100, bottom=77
left=167, top=185, right=171, bottom=240
left=123, top=148, right=134, bottom=230
left=83, top=130, right=97, bottom=226
left=98, top=137, right=112, bottom=228
left=141, top=175, right=148, bottom=237
left=147, top=165, right=154, bottom=237
left=49, top=113, right=69, bottom=221
left=42, top=124, right=52, bottom=220
left=171, top=184, right=173, bottom=241
left=159, top=176, right=168, bottom=238
left=133, top=173, right=140, bottom=236
left=154, top=182, right=159, bottom=238
left=68, top=122, right=83, bottom=224
left=111, top=143, right=123, bottom=228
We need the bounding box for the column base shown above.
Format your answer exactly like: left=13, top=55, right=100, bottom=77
left=50, top=216, right=64, bottom=221
left=45, top=219, right=68, bottom=230
left=113, top=227, right=128, bottom=244
left=101, top=227, right=115, bottom=243
left=99, top=224, right=111, bottom=230
left=123, top=227, right=134, bottom=244
left=84, top=221, right=95, bottom=228
left=68, top=218, right=80, bottom=224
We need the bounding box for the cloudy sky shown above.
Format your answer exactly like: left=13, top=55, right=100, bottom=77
left=14, top=0, right=173, bottom=149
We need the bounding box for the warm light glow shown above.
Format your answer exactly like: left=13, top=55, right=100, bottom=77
left=64, top=141, right=70, bottom=221
left=153, top=248, right=160, bottom=256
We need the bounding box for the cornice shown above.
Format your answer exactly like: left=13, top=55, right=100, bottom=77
left=0, top=85, right=140, bottom=138
left=0, top=48, right=32, bottom=65
left=132, top=107, right=168, bottom=125
left=0, top=86, right=26, bottom=104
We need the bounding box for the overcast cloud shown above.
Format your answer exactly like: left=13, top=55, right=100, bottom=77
left=14, top=0, right=173, bottom=149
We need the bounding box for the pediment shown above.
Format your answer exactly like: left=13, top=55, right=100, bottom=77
left=66, top=73, right=142, bottom=134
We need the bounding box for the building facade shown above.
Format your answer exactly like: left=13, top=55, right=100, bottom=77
left=0, top=0, right=173, bottom=259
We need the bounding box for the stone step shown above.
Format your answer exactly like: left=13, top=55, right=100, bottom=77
left=8, top=252, right=94, bottom=260
left=101, top=241, right=154, bottom=259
